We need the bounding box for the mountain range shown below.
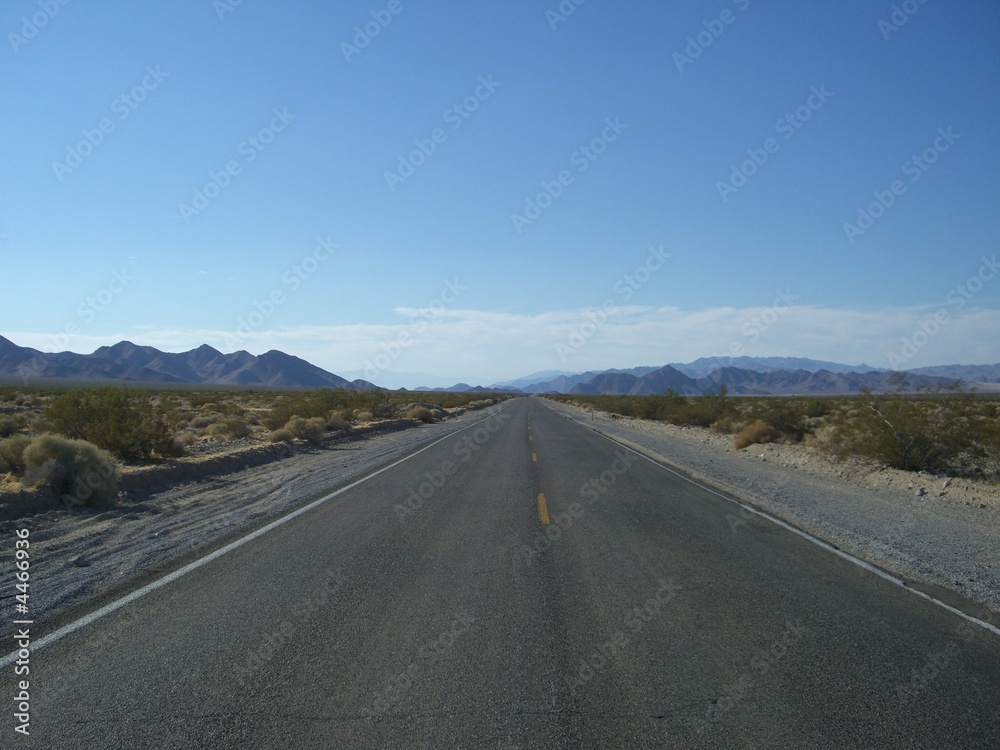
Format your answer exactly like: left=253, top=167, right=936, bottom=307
left=504, top=358, right=1000, bottom=395
left=0, top=336, right=376, bottom=389
left=566, top=365, right=969, bottom=397
left=2, top=335, right=998, bottom=395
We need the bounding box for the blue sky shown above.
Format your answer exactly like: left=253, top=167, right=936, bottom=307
left=3, top=0, right=998, bottom=388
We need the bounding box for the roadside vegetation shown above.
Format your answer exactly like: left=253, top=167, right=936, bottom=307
left=546, top=379, right=1000, bottom=480
left=0, top=385, right=511, bottom=503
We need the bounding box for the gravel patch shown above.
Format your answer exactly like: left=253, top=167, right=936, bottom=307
left=544, top=399, right=1000, bottom=619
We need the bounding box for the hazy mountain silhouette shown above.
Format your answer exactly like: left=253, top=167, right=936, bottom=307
left=0, top=335, right=376, bottom=389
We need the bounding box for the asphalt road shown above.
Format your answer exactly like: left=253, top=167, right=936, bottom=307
left=7, top=397, right=1000, bottom=748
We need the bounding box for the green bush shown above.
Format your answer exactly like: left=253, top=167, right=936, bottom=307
left=40, top=387, right=179, bottom=461
left=829, top=384, right=990, bottom=476
left=804, top=399, right=830, bottom=418
left=0, top=436, right=31, bottom=474
left=0, top=415, right=22, bottom=438
left=23, top=434, right=121, bottom=506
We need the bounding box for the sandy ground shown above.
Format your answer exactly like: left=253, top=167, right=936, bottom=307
left=544, top=399, right=1000, bottom=620
left=0, top=408, right=498, bottom=635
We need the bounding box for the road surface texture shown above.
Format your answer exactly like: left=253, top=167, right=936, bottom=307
left=6, top=397, right=999, bottom=748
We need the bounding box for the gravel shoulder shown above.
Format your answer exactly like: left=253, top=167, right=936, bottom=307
left=0, top=407, right=499, bottom=636
left=543, top=398, right=1000, bottom=620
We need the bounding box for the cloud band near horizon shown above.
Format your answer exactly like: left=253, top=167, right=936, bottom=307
left=7, top=301, right=999, bottom=388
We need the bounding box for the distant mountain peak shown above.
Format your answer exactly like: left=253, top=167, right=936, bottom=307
left=0, top=335, right=376, bottom=390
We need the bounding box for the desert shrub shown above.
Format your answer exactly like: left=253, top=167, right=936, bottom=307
left=0, top=415, right=23, bottom=437
left=40, top=387, right=179, bottom=461
left=733, top=420, right=782, bottom=450
left=284, top=416, right=326, bottom=445
left=828, top=382, right=990, bottom=476
left=263, top=390, right=351, bottom=430
left=710, top=413, right=745, bottom=434
left=804, top=399, right=830, bottom=418
left=0, top=436, right=32, bottom=474
left=213, top=400, right=245, bottom=417
left=257, top=390, right=512, bottom=430
left=668, top=389, right=731, bottom=428
left=186, top=392, right=225, bottom=409
left=746, top=400, right=809, bottom=443
left=0, top=414, right=25, bottom=438
left=173, top=430, right=200, bottom=449
left=405, top=406, right=435, bottom=424
left=188, top=414, right=217, bottom=429
left=23, top=434, right=120, bottom=506
left=206, top=417, right=252, bottom=440
left=268, top=428, right=294, bottom=443
left=326, top=410, right=350, bottom=431
left=371, top=398, right=400, bottom=420
left=153, top=395, right=188, bottom=431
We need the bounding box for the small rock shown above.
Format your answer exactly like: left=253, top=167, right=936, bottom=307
left=915, top=487, right=926, bottom=497
left=942, top=478, right=952, bottom=489
left=981, top=503, right=987, bottom=509
left=71, top=556, right=91, bottom=568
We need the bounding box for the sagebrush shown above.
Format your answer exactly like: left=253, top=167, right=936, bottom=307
left=23, top=434, right=121, bottom=506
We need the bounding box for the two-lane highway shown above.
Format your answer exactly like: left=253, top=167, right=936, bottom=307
left=7, top=397, right=1000, bottom=748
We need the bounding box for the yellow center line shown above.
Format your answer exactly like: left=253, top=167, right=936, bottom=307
left=528, top=435, right=533, bottom=441
left=537, top=493, right=550, bottom=525
left=532, top=452, right=537, bottom=462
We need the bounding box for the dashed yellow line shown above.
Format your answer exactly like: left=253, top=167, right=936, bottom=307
left=537, top=493, right=550, bottom=525
left=532, top=452, right=537, bottom=462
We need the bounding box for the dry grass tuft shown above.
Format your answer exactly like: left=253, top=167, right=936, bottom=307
left=733, top=420, right=782, bottom=451
left=405, top=406, right=436, bottom=424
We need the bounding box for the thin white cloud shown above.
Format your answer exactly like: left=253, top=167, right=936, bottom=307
left=7, top=303, right=999, bottom=384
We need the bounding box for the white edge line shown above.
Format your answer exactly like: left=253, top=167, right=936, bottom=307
left=546, top=401, right=1000, bottom=639
left=1, top=404, right=511, bottom=668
